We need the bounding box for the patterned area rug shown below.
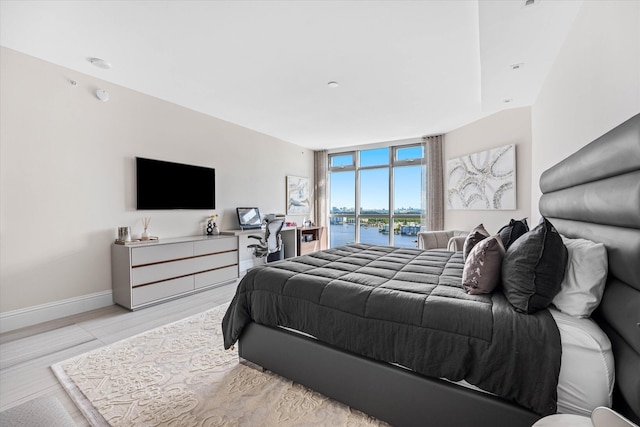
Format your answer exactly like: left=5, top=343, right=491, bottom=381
left=52, top=304, right=387, bottom=426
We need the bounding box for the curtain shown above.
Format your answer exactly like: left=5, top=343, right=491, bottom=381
left=313, top=150, right=328, bottom=227
left=423, top=135, right=444, bottom=231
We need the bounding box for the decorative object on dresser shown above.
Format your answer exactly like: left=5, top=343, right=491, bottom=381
left=111, top=235, right=238, bottom=310
left=206, top=213, right=219, bottom=235
left=141, top=216, right=151, bottom=240
left=447, top=143, right=516, bottom=210
left=116, top=226, right=132, bottom=244
left=286, top=175, right=310, bottom=215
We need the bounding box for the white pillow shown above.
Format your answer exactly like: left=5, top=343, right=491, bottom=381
left=552, top=236, right=608, bottom=318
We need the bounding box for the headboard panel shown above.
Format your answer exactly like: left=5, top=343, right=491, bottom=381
left=540, top=114, right=640, bottom=193
left=544, top=219, right=640, bottom=289
left=539, top=172, right=640, bottom=230
left=539, top=113, right=640, bottom=421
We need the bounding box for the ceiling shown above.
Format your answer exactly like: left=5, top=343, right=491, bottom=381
left=0, top=0, right=583, bottom=150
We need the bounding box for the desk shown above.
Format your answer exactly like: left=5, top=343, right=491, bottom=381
left=223, top=226, right=326, bottom=276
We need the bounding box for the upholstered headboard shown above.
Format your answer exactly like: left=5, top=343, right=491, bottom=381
left=539, top=113, right=640, bottom=422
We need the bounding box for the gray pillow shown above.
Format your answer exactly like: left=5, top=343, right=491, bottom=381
left=463, top=224, right=490, bottom=261
left=497, top=218, right=529, bottom=250
left=501, top=217, right=568, bottom=314
left=462, top=235, right=505, bottom=295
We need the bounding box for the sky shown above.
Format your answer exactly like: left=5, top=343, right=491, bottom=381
left=330, top=146, right=423, bottom=211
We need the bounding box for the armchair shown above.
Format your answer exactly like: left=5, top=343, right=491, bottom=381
left=247, top=219, right=285, bottom=263
left=417, top=229, right=468, bottom=251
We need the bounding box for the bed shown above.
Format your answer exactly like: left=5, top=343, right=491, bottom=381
left=222, top=112, right=640, bottom=426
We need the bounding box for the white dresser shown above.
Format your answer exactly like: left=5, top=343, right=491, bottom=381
left=111, top=235, right=238, bottom=310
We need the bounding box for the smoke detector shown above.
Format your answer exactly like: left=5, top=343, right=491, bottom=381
left=96, top=89, right=110, bottom=102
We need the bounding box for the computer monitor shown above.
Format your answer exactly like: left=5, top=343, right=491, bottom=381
left=236, top=207, right=262, bottom=230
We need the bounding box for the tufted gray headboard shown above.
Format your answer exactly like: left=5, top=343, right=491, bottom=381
left=539, top=112, right=640, bottom=422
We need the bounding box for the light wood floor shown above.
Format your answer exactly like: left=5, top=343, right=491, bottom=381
left=0, top=282, right=238, bottom=425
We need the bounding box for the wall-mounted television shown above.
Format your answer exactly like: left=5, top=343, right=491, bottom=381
left=136, top=157, right=215, bottom=210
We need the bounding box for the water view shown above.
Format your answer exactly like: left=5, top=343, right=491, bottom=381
left=330, top=223, right=420, bottom=248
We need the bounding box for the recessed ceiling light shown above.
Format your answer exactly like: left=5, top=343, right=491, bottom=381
left=504, top=99, right=513, bottom=104
left=327, top=81, right=339, bottom=88
left=510, top=63, right=524, bottom=70
left=524, top=0, right=537, bottom=6
left=89, top=58, right=111, bottom=70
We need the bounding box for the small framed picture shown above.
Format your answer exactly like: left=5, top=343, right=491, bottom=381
left=286, top=176, right=310, bottom=215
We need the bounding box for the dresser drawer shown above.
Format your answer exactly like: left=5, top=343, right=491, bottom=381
left=132, top=251, right=238, bottom=286
left=194, top=237, right=238, bottom=256
left=194, top=266, right=238, bottom=289
left=132, top=276, right=194, bottom=307
left=131, top=242, right=193, bottom=266
left=208, top=251, right=238, bottom=270
left=189, top=251, right=238, bottom=273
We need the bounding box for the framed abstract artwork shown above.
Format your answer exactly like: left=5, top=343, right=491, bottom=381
left=447, top=144, right=516, bottom=210
left=286, top=176, right=310, bottom=215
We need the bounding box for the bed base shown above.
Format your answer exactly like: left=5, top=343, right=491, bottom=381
left=239, top=322, right=541, bottom=427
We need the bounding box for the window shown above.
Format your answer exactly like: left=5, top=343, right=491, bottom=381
left=330, top=154, right=354, bottom=168
left=328, top=143, right=425, bottom=248
left=329, top=169, right=355, bottom=247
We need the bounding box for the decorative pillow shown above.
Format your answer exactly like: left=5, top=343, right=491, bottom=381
left=552, top=236, right=608, bottom=318
left=501, top=217, right=568, bottom=314
left=497, top=218, right=529, bottom=250
left=462, top=235, right=505, bottom=295
left=463, top=224, right=490, bottom=260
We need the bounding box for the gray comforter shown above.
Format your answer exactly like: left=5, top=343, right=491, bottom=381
left=222, top=244, right=561, bottom=416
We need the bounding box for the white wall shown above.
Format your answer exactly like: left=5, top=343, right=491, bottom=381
left=444, top=107, right=532, bottom=235
left=0, top=47, right=314, bottom=316
left=531, top=1, right=640, bottom=222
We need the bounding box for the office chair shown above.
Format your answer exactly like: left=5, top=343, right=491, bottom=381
left=247, top=218, right=285, bottom=263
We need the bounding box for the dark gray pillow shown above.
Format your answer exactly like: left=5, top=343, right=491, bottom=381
left=501, top=217, right=568, bottom=314
left=498, top=218, right=529, bottom=250
left=462, top=235, right=505, bottom=295
left=463, top=224, right=490, bottom=260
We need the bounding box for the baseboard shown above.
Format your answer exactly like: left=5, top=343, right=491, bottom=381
left=0, top=290, right=114, bottom=333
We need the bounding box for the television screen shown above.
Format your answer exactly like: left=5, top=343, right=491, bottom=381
left=136, top=157, right=215, bottom=210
